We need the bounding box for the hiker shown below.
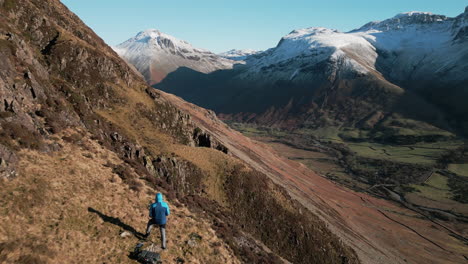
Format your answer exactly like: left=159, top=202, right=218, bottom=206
left=145, top=193, right=170, bottom=249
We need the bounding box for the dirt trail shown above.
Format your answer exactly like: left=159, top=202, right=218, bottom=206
left=163, top=91, right=468, bottom=264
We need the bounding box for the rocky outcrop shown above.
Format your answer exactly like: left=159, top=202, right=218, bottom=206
left=193, top=127, right=228, bottom=153
left=0, top=144, right=17, bottom=178
left=146, top=155, right=204, bottom=197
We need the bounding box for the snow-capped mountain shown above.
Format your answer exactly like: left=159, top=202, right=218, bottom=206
left=240, top=9, right=468, bottom=83
left=154, top=7, right=468, bottom=134
left=351, top=10, right=468, bottom=82
left=218, top=49, right=261, bottom=61
left=114, top=29, right=237, bottom=85
left=239, top=27, right=377, bottom=83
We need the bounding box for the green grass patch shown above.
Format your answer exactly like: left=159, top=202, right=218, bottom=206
left=379, top=115, right=454, bottom=137
left=410, top=173, right=452, bottom=201
left=296, top=126, right=342, bottom=142
left=2, top=0, right=15, bottom=11
left=348, top=143, right=431, bottom=164
left=448, top=164, right=468, bottom=177
left=410, top=185, right=450, bottom=201
left=338, top=127, right=371, bottom=141
left=425, top=173, right=450, bottom=190
left=383, top=126, right=453, bottom=137
left=347, top=141, right=462, bottom=165
left=229, top=122, right=288, bottom=138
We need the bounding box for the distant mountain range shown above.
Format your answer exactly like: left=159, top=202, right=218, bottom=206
left=120, top=7, right=468, bottom=139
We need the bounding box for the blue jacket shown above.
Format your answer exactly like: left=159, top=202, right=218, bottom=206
left=149, top=193, right=170, bottom=225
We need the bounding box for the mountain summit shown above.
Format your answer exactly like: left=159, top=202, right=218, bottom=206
left=114, top=29, right=236, bottom=85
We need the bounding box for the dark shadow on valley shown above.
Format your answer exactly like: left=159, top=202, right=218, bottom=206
left=155, top=54, right=468, bottom=139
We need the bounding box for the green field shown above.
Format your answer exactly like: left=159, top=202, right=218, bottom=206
left=409, top=173, right=451, bottom=201
left=347, top=141, right=462, bottom=165
left=296, top=126, right=343, bottom=142
left=448, top=164, right=468, bottom=177
left=232, top=122, right=464, bottom=167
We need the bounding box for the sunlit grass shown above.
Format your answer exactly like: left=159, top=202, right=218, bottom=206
left=448, top=164, right=468, bottom=177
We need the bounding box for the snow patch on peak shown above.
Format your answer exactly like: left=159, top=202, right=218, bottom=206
left=135, top=29, right=162, bottom=38
left=134, top=29, right=165, bottom=42
left=285, top=27, right=340, bottom=39
left=218, top=49, right=260, bottom=61
left=127, top=29, right=194, bottom=50
left=242, top=26, right=377, bottom=79
left=393, top=11, right=434, bottom=19
left=135, top=29, right=178, bottom=41
left=278, top=26, right=372, bottom=51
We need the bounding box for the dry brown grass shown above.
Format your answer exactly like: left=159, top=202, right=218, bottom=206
left=94, top=89, right=246, bottom=208
left=0, top=132, right=240, bottom=264
left=96, top=106, right=174, bottom=156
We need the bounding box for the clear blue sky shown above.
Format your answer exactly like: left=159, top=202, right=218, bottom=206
left=61, top=0, right=467, bottom=53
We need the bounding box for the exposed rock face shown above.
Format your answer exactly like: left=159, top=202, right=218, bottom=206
left=148, top=154, right=204, bottom=197
left=0, top=144, right=17, bottom=178
left=193, top=127, right=228, bottom=153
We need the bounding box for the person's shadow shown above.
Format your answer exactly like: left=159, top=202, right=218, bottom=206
left=88, top=207, right=145, bottom=240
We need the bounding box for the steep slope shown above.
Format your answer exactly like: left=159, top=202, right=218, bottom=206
left=114, top=29, right=237, bottom=85
left=0, top=1, right=358, bottom=263
left=162, top=91, right=468, bottom=264
left=155, top=7, right=468, bottom=136
left=0, top=132, right=241, bottom=263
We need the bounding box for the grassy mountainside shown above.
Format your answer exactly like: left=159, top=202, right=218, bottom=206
left=0, top=1, right=358, bottom=263
left=0, top=131, right=240, bottom=263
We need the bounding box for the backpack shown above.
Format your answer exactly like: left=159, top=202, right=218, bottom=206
left=151, top=203, right=167, bottom=225
left=132, top=243, right=161, bottom=264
